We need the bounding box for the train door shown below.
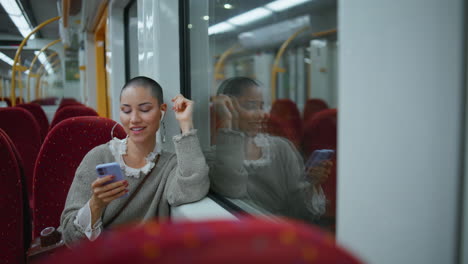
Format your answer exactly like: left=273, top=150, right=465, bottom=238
left=94, top=6, right=111, bottom=118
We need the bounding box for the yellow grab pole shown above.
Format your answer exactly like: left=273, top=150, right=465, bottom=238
left=213, top=44, right=240, bottom=81
left=11, top=16, right=60, bottom=106
left=26, top=39, right=61, bottom=102
left=312, top=28, right=337, bottom=38
left=50, top=59, right=60, bottom=68
left=35, top=71, right=43, bottom=100
left=270, top=26, right=310, bottom=103
left=18, top=70, right=23, bottom=104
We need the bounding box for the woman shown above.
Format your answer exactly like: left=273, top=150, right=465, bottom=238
left=209, top=77, right=327, bottom=222
left=60, top=76, right=209, bottom=246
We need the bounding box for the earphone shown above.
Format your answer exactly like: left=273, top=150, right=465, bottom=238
left=161, top=110, right=165, bottom=121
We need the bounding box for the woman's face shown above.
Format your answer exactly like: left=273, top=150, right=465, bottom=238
left=236, top=85, right=267, bottom=137
left=120, top=85, right=166, bottom=145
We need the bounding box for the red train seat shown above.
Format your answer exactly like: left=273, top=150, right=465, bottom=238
left=268, top=99, right=303, bottom=148
left=0, top=129, right=27, bottom=264
left=303, top=98, right=328, bottom=122
left=49, top=105, right=98, bottom=130
left=0, top=107, right=41, bottom=202
left=17, top=103, right=50, bottom=141
left=40, top=217, right=363, bottom=264
left=33, top=116, right=126, bottom=238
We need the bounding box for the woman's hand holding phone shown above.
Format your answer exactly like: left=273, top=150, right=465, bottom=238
left=89, top=163, right=129, bottom=226
left=89, top=176, right=128, bottom=226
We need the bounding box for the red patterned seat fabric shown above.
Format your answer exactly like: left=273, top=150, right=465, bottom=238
left=268, top=99, right=303, bottom=149
left=0, top=107, right=41, bottom=201
left=41, top=217, right=363, bottom=264
left=303, top=98, right=329, bottom=123
left=17, top=103, right=50, bottom=141
left=49, top=105, right=98, bottom=130
left=0, top=129, right=26, bottom=264
left=33, top=116, right=126, bottom=238
left=0, top=129, right=32, bottom=255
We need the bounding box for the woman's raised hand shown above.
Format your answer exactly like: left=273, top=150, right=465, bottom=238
left=172, top=94, right=194, bottom=133
left=211, top=95, right=239, bottom=130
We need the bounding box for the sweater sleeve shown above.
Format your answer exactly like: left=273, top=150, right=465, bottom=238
left=205, top=129, right=249, bottom=198
left=60, top=145, right=107, bottom=247
left=165, top=129, right=210, bottom=206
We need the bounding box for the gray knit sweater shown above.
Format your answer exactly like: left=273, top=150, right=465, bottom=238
left=60, top=130, right=209, bottom=246
left=207, top=129, right=325, bottom=222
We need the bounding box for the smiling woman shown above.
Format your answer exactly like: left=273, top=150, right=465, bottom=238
left=60, top=76, right=210, bottom=247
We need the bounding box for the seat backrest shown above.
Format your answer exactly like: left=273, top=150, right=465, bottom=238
left=303, top=109, right=337, bottom=225
left=0, top=107, right=42, bottom=200
left=303, top=98, right=328, bottom=122
left=303, top=109, right=337, bottom=156
left=49, top=105, right=98, bottom=130
left=41, top=217, right=363, bottom=264
left=57, top=98, right=80, bottom=110
left=264, top=115, right=302, bottom=149
left=17, top=103, right=50, bottom=141
left=0, top=129, right=26, bottom=264
left=269, top=99, right=303, bottom=147
left=33, top=116, right=126, bottom=238
left=0, top=129, right=32, bottom=253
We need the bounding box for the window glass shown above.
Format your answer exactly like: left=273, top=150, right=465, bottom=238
left=125, top=0, right=139, bottom=81
left=187, top=0, right=337, bottom=232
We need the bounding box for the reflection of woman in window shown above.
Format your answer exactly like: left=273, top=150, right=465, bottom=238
left=209, top=77, right=326, bottom=222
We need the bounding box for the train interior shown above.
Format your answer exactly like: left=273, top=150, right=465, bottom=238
left=0, top=0, right=467, bottom=263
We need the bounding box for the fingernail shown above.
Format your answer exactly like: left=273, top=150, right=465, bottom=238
left=111, top=175, right=115, bottom=179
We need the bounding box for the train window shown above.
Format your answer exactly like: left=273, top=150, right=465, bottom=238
left=124, top=0, right=139, bottom=81
left=185, top=0, right=338, bottom=232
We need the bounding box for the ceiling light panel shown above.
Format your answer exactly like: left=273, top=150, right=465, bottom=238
left=0, top=51, right=14, bottom=66
left=208, top=22, right=235, bottom=35
left=227, top=7, right=272, bottom=26
left=265, top=0, right=311, bottom=12
left=0, top=0, right=35, bottom=39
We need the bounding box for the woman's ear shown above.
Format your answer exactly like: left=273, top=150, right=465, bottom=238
left=160, top=103, right=168, bottom=120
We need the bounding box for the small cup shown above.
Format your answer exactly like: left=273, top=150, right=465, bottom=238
left=40, top=227, right=61, bottom=247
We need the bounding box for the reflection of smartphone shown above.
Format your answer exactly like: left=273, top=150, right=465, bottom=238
left=306, top=149, right=335, bottom=168
left=96, top=162, right=127, bottom=197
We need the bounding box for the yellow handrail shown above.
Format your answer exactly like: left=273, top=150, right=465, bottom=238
left=214, top=44, right=240, bottom=81
left=10, top=16, right=60, bottom=106
left=270, top=26, right=309, bottom=102
left=26, top=39, right=61, bottom=102
left=18, top=70, right=23, bottom=104
left=270, top=27, right=338, bottom=102
left=36, top=58, right=60, bottom=73
left=312, top=28, right=337, bottom=38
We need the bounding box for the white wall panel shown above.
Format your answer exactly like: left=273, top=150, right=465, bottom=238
left=337, top=1, right=465, bottom=263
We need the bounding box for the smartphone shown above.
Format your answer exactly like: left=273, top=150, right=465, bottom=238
left=305, top=149, right=335, bottom=168
left=96, top=162, right=128, bottom=197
